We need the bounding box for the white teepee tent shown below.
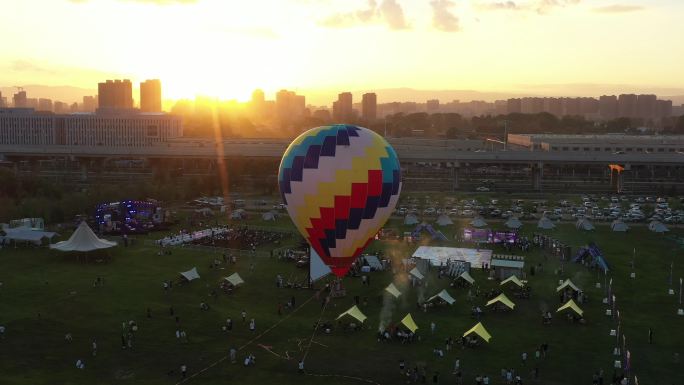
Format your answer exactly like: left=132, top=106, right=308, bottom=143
left=50, top=222, right=117, bottom=252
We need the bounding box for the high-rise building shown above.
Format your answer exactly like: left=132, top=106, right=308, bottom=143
left=27, top=98, right=38, bottom=109
left=507, top=98, right=522, bottom=114
left=275, top=89, right=306, bottom=124
left=54, top=101, right=67, bottom=114
left=562, top=98, right=581, bottom=116
left=362, top=93, right=377, bottom=120
left=426, top=99, right=440, bottom=113
left=333, top=92, right=353, bottom=122
left=38, top=98, right=53, bottom=112
left=655, top=100, right=673, bottom=119
left=83, top=96, right=97, bottom=112
left=599, top=95, right=618, bottom=120
left=70, top=102, right=79, bottom=113
left=545, top=98, right=563, bottom=117
left=521, top=97, right=544, bottom=114
left=618, top=94, right=638, bottom=118
left=140, top=79, right=162, bottom=112
left=98, top=79, right=133, bottom=110
left=636, top=94, right=657, bottom=119
left=13, top=91, right=27, bottom=108
left=0, top=91, right=3, bottom=107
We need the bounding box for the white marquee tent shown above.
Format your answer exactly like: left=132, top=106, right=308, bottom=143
left=611, top=220, right=629, bottom=232
left=180, top=267, right=200, bottom=282
left=575, top=218, right=595, bottom=231
left=537, top=217, right=556, bottom=230
left=435, top=214, right=453, bottom=226
left=50, top=222, right=116, bottom=252
left=504, top=216, right=523, bottom=229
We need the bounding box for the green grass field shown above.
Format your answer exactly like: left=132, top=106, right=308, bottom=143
left=1, top=216, right=683, bottom=385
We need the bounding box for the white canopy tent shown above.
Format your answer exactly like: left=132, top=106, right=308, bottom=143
left=404, top=214, right=419, bottom=226
left=262, top=211, right=277, bottom=221
left=575, top=218, right=595, bottom=231
left=427, top=289, right=456, bottom=305
left=470, top=217, right=488, bottom=228
left=231, top=209, right=246, bottom=220
left=504, top=217, right=523, bottom=229
left=435, top=214, right=453, bottom=226
left=180, top=267, right=200, bottom=282
left=50, top=222, right=116, bottom=252
left=409, top=267, right=425, bottom=280
left=537, top=217, right=556, bottom=230
left=648, top=221, right=669, bottom=233
left=224, top=272, right=244, bottom=286
left=611, top=220, right=629, bottom=232
left=1, top=226, right=57, bottom=244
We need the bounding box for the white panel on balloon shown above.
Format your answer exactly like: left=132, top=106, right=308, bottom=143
left=310, top=248, right=332, bottom=282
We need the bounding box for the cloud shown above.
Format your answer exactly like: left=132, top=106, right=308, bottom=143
left=430, top=0, right=460, bottom=32
left=319, top=0, right=409, bottom=30
left=593, top=4, right=644, bottom=13
left=69, top=0, right=197, bottom=4
left=475, top=0, right=580, bottom=13
left=379, top=0, right=410, bottom=30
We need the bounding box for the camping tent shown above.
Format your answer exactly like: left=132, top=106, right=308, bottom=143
left=485, top=293, right=516, bottom=309
left=427, top=289, right=456, bottom=305
left=224, top=272, right=244, bottom=286
left=231, top=209, right=246, bottom=220
left=537, top=217, right=556, bottom=230
left=362, top=255, right=384, bottom=270
left=50, top=222, right=117, bottom=252
left=404, top=214, right=419, bottom=226
left=385, top=283, right=402, bottom=298
left=557, top=299, right=584, bottom=317
left=575, top=218, right=595, bottom=231
left=470, top=217, right=488, bottom=228
left=409, top=267, right=425, bottom=280
left=458, top=271, right=475, bottom=285
left=648, top=221, right=669, bottom=233
left=556, top=279, right=580, bottom=293
left=435, top=214, right=453, bottom=226
left=504, top=216, right=523, bottom=229
left=336, top=305, right=367, bottom=323
left=611, top=220, right=629, bottom=232
left=500, top=275, right=524, bottom=288
left=261, top=211, right=277, bottom=221
left=400, top=313, right=419, bottom=333
left=463, top=322, right=492, bottom=343
left=180, top=267, right=200, bottom=282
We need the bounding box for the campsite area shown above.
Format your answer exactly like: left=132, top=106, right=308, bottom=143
left=1, top=196, right=683, bottom=385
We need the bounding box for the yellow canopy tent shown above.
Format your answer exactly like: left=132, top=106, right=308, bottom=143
left=385, top=283, right=402, bottom=298
left=463, top=322, right=492, bottom=343
left=336, top=305, right=367, bottom=323
left=557, top=299, right=584, bottom=317
left=400, top=313, right=419, bottom=333
left=458, top=271, right=475, bottom=285
left=485, top=293, right=516, bottom=309
left=427, top=289, right=456, bottom=305
left=409, top=267, right=424, bottom=280
left=556, top=279, right=580, bottom=293
left=500, top=275, right=524, bottom=288
left=224, top=272, right=244, bottom=286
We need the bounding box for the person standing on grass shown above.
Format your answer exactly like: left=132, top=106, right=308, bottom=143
left=241, top=310, right=247, bottom=322
left=249, top=318, right=256, bottom=332
left=180, top=364, right=187, bottom=378
left=521, top=351, right=527, bottom=365
left=430, top=321, right=436, bottom=334
left=92, top=339, right=97, bottom=357
left=298, top=360, right=304, bottom=374
left=648, top=327, right=653, bottom=344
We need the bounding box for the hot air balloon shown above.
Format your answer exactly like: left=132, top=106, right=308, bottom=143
left=279, top=124, right=401, bottom=277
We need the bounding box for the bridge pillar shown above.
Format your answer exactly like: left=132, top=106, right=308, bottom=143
left=452, top=167, right=460, bottom=191
left=532, top=162, right=543, bottom=191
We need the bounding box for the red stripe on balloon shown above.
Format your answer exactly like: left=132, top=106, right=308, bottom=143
left=367, top=169, right=383, bottom=196
left=350, top=183, right=368, bottom=208
left=334, top=196, right=351, bottom=220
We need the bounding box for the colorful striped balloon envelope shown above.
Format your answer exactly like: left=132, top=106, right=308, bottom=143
left=279, top=125, right=402, bottom=277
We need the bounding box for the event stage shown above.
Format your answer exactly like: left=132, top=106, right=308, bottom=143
left=411, top=246, right=493, bottom=268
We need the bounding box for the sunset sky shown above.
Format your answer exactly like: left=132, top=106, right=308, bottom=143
left=2, top=0, right=683, bottom=103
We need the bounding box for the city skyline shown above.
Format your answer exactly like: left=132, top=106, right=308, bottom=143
left=2, top=0, right=684, bottom=103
